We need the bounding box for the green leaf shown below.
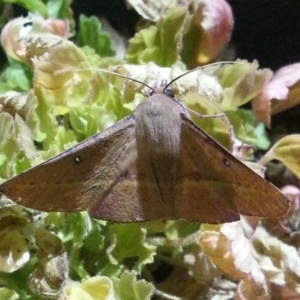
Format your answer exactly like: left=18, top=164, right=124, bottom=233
left=37, top=126, right=77, bottom=162
left=14, top=115, right=38, bottom=160
left=69, top=105, right=118, bottom=139
left=126, top=6, right=187, bottom=66
left=5, top=0, right=46, bottom=16
left=226, top=109, right=259, bottom=147
left=1, top=60, right=32, bottom=92
left=108, top=224, right=157, bottom=273
left=60, top=213, right=95, bottom=278
left=215, top=61, right=273, bottom=110
left=259, top=134, right=300, bottom=178
left=164, top=220, right=201, bottom=239
left=112, top=271, right=154, bottom=300
left=0, top=112, right=15, bottom=178
left=62, top=276, right=114, bottom=300
left=183, top=91, right=232, bottom=150
left=0, top=288, right=19, bottom=300
left=77, top=15, right=115, bottom=57
left=0, top=111, right=36, bottom=178
left=46, top=0, right=71, bottom=18
left=254, top=122, right=271, bottom=150
left=33, top=86, right=58, bottom=149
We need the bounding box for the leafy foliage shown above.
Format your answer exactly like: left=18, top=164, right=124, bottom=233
left=0, top=0, right=300, bottom=299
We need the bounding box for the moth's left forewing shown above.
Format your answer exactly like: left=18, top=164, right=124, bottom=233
left=174, top=115, right=291, bottom=223
left=0, top=116, right=136, bottom=213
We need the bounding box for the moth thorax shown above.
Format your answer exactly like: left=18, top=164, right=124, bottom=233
left=134, top=96, right=182, bottom=157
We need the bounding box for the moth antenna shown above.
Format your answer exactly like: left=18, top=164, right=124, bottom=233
left=154, top=289, right=182, bottom=300
left=161, top=61, right=242, bottom=147
left=77, top=68, right=155, bottom=93
left=185, top=106, right=225, bottom=119
left=187, top=106, right=235, bottom=153
left=163, top=60, right=244, bottom=93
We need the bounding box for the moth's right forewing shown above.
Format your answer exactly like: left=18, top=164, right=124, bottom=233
left=174, top=116, right=290, bottom=223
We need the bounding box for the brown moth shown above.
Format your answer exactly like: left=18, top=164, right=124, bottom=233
left=0, top=76, right=290, bottom=223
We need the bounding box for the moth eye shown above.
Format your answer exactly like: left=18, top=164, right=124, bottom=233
left=165, top=89, right=174, bottom=98
left=148, top=89, right=154, bottom=96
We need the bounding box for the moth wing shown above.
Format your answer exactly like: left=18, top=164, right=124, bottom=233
left=0, top=114, right=168, bottom=222
left=88, top=136, right=169, bottom=222
left=174, top=116, right=290, bottom=223
left=86, top=133, right=169, bottom=222
left=0, top=116, right=137, bottom=215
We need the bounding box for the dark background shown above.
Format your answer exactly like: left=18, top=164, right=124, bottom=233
left=7, top=0, right=300, bottom=70
left=227, top=0, right=300, bottom=70
left=71, top=0, right=300, bottom=70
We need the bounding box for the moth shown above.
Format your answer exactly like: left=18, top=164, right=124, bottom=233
left=0, top=75, right=291, bottom=223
